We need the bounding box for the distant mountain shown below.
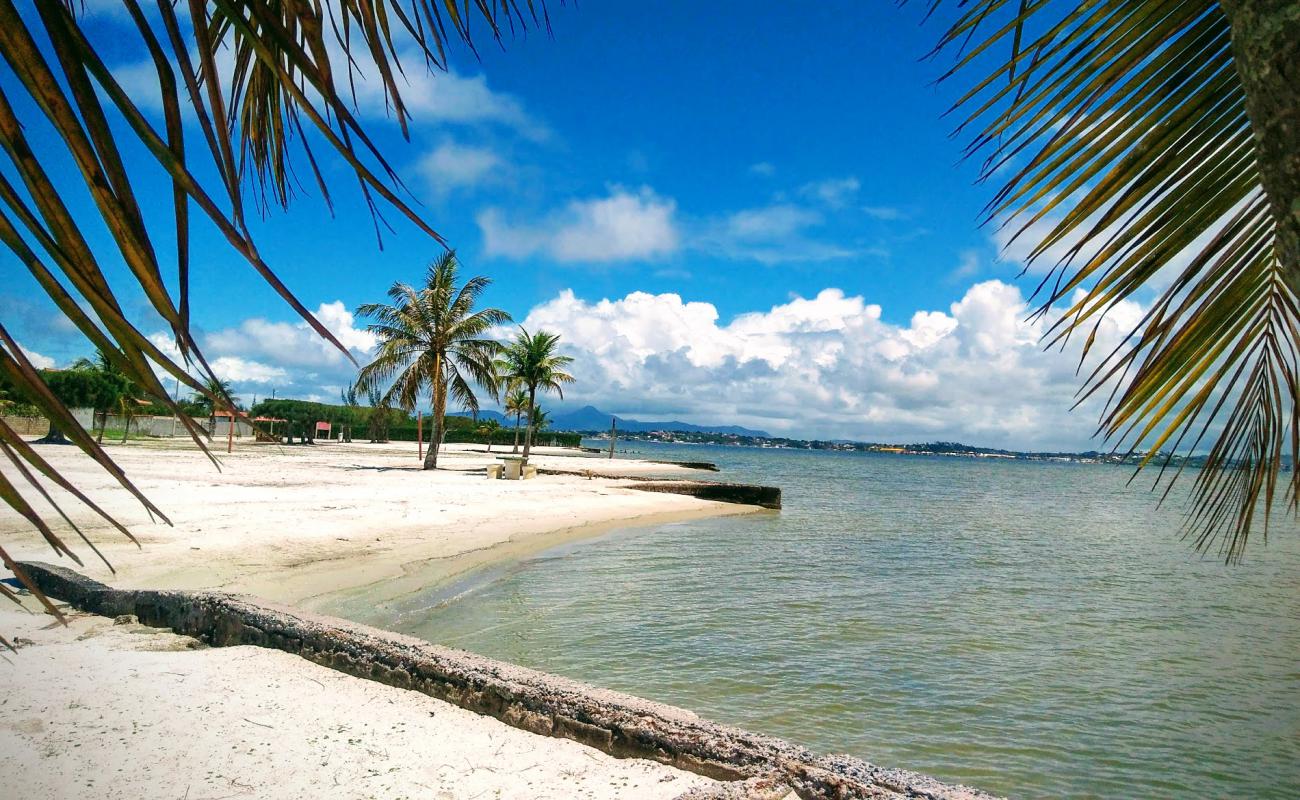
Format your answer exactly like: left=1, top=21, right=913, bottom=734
left=548, top=405, right=770, bottom=437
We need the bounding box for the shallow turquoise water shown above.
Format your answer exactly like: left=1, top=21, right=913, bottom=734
left=365, top=444, right=1300, bottom=799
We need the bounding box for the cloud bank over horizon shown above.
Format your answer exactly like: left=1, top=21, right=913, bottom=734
left=122, top=281, right=1139, bottom=452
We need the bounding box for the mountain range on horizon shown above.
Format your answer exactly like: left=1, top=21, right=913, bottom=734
left=449, top=404, right=770, bottom=438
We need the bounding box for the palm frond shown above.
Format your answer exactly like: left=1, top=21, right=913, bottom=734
left=931, top=0, right=1299, bottom=561
left=0, top=1, right=547, bottom=612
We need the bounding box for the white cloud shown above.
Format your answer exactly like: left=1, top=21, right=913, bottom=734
left=209, top=356, right=287, bottom=384
left=947, top=249, right=981, bottom=283
left=800, top=176, right=861, bottom=208
left=696, top=203, right=863, bottom=265
left=109, top=42, right=544, bottom=139
left=749, top=162, right=776, bottom=177
left=350, top=55, right=544, bottom=138
left=12, top=343, right=55, bottom=369
left=415, top=140, right=505, bottom=196
left=478, top=187, right=680, bottom=263
left=862, top=205, right=904, bottom=221
left=148, top=301, right=376, bottom=399
left=512, top=281, right=1144, bottom=450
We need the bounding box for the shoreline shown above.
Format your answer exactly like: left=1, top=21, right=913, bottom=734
left=0, top=439, right=749, bottom=608
left=301, top=501, right=764, bottom=621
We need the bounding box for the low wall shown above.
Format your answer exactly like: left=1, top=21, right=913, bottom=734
left=630, top=480, right=781, bottom=509
left=18, top=562, right=997, bottom=800
left=0, top=415, right=46, bottom=435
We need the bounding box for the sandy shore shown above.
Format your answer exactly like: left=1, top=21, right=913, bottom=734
left=0, top=438, right=755, bottom=799
left=0, top=597, right=717, bottom=799
left=1, top=439, right=752, bottom=608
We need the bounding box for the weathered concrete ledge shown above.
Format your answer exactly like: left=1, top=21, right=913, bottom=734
left=21, top=562, right=996, bottom=800
left=649, top=459, right=721, bottom=472
left=538, top=467, right=781, bottom=509
left=629, top=480, right=781, bottom=510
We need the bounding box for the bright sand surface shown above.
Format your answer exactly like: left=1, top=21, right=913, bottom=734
left=0, top=598, right=716, bottom=799
left=0, top=439, right=752, bottom=798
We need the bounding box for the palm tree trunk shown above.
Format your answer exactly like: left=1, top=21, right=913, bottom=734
left=424, top=354, right=444, bottom=471
left=521, top=386, right=536, bottom=464
left=1220, top=0, right=1300, bottom=295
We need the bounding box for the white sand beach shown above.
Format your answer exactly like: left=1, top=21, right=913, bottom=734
left=0, top=597, right=717, bottom=799
left=0, top=439, right=752, bottom=799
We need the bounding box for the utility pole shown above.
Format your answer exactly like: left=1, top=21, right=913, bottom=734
left=608, top=417, right=617, bottom=459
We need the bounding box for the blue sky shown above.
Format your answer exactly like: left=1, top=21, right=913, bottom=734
left=4, top=1, right=1144, bottom=450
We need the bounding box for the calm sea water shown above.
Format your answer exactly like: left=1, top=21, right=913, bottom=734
left=362, top=443, right=1300, bottom=799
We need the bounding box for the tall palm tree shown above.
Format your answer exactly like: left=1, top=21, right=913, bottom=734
left=504, top=386, right=529, bottom=454
left=0, top=1, right=544, bottom=623
left=355, top=253, right=510, bottom=470
left=495, top=329, right=575, bottom=464
left=932, top=0, right=1299, bottom=562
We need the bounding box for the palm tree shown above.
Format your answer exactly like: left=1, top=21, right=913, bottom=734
left=504, top=387, right=530, bottom=454
left=364, top=386, right=393, bottom=444
left=191, top=377, right=238, bottom=439
left=476, top=419, right=502, bottom=452
left=530, top=405, right=553, bottom=447
left=495, top=330, right=575, bottom=464
left=932, top=0, right=1299, bottom=561
left=355, top=253, right=510, bottom=470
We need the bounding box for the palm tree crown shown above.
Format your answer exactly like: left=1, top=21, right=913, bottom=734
left=495, top=329, right=575, bottom=463
left=356, top=252, right=511, bottom=470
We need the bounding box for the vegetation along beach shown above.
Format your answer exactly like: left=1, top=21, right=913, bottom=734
left=2, top=1, right=1298, bottom=799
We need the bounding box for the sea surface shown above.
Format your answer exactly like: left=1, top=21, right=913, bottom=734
left=352, top=442, right=1300, bottom=799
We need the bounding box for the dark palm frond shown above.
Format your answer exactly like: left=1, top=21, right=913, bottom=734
left=0, top=2, right=545, bottom=615
left=355, top=252, right=511, bottom=469
left=930, top=0, right=1299, bottom=561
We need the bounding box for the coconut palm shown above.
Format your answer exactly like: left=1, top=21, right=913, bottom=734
left=355, top=253, right=510, bottom=470
left=504, top=387, right=530, bottom=454
left=495, top=330, right=575, bottom=464
left=931, top=0, right=1299, bottom=562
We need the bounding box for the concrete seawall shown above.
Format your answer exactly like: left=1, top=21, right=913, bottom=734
left=538, top=467, right=782, bottom=509
left=20, top=562, right=997, bottom=800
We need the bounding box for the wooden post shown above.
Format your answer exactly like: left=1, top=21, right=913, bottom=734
left=417, top=411, right=423, bottom=461
left=226, top=411, right=234, bottom=454
left=608, top=417, right=617, bottom=459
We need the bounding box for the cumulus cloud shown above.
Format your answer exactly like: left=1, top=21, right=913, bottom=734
left=512, top=282, right=1144, bottom=450
left=478, top=187, right=680, bottom=263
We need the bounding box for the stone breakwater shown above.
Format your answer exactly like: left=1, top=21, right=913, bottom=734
left=19, top=561, right=998, bottom=800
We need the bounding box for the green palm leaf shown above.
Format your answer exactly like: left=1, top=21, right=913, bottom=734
left=930, top=0, right=1299, bottom=561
